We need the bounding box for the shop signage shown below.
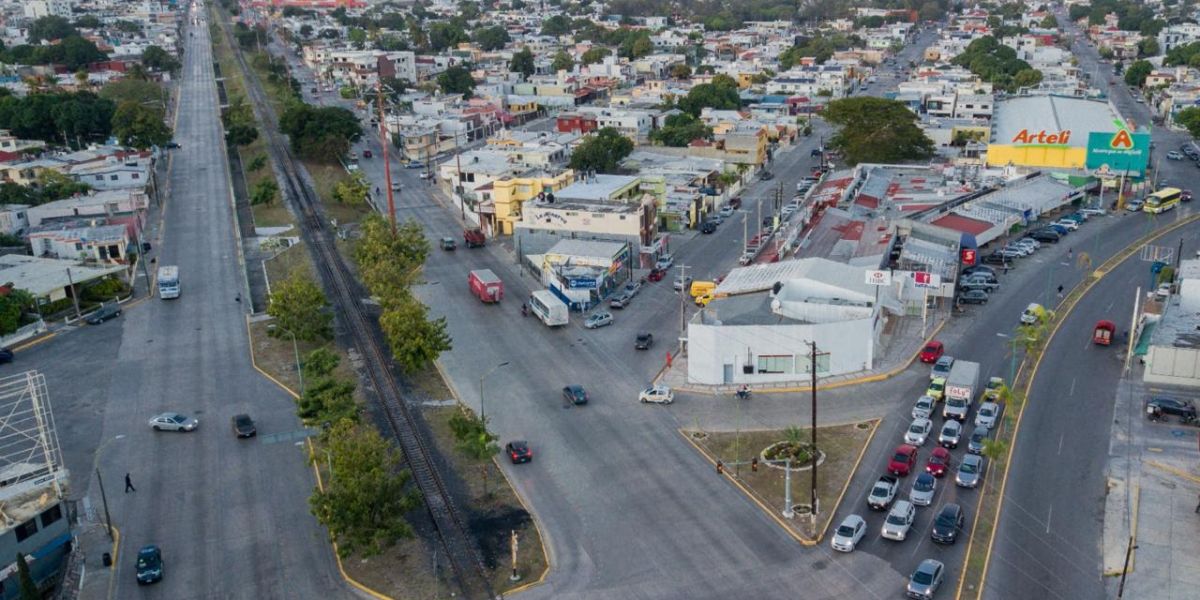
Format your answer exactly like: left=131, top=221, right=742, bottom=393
left=1010, top=129, right=1072, bottom=145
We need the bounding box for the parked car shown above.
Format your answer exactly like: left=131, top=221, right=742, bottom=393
left=981, top=252, right=1013, bottom=266
left=905, top=418, right=934, bottom=446
left=1125, top=198, right=1145, bottom=212
left=700, top=220, right=718, bottom=234
left=719, top=205, right=735, bottom=217
left=967, top=426, right=990, bottom=455
left=1046, top=224, right=1070, bottom=236
left=888, top=444, right=919, bottom=476
left=136, top=545, right=164, bottom=585
left=635, top=332, right=654, bottom=350
left=958, top=290, right=990, bottom=305
left=0, top=347, right=13, bottom=364
left=1167, top=150, right=1184, bottom=160
left=609, top=292, right=634, bottom=309
left=584, top=312, right=614, bottom=329
left=938, top=420, right=962, bottom=449
left=86, top=302, right=122, bottom=325
left=975, top=402, right=1000, bottom=429
left=639, top=385, right=674, bottom=404
left=231, top=414, right=256, bottom=438
left=926, top=446, right=952, bottom=477
left=149, top=412, right=198, bottom=432
left=1014, top=238, right=1040, bottom=251
left=506, top=440, right=533, bottom=463
left=931, top=503, right=965, bottom=544
left=881, top=500, right=917, bottom=541
left=959, top=279, right=998, bottom=293
left=912, top=395, right=936, bottom=420
left=440, top=237, right=457, bottom=251
left=406, top=161, right=424, bottom=169
left=647, top=268, right=667, bottom=282
left=910, top=472, right=937, bottom=506
left=759, top=171, right=774, bottom=180
left=673, top=275, right=693, bottom=291
left=1146, top=397, right=1197, bottom=420
left=919, top=341, right=944, bottom=363
left=655, top=254, right=675, bottom=270
left=562, top=385, right=588, bottom=405
left=1029, top=229, right=1062, bottom=243
left=956, top=454, right=986, bottom=488
left=996, top=247, right=1025, bottom=260
left=830, top=514, right=867, bottom=552
left=1053, top=219, right=1079, bottom=231
left=906, top=559, right=944, bottom=599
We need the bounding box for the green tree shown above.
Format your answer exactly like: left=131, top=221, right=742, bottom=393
left=379, top=295, right=452, bottom=373
left=278, top=103, right=362, bottom=162
left=436, top=65, right=475, bottom=98
left=16, top=552, right=37, bottom=600
left=1040, top=14, right=1058, bottom=28
left=474, top=26, right=511, bottom=51
left=1139, top=37, right=1160, bottom=57
left=36, top=170, right=90, bottom=202
left=297, top=376, right=358, bottom=424
left=250, top=179, right=278, bottom=206
left=619, top=32, right=653, bottom=59
left=429, top=22, right=469, bottom=51
left=541, top=14, right=574, bottom=36
left=100, top=78, right=167, bottom=112
left=551, top=50, right=574, bottom=72
left=568, top=127, right=634, bottom=173
left=247, top=153, right=267, bottom=172
left=299, top=24, right=314, bottom=38
left=448, top=410, right=498, bottom=459
left=302, top=347, right=340, bottom=380
left=28, top=16, right=76, bottom=43
left=225, top=123, right=259, bottom=146
left=267, top=274, right=331, bottom=342
left=1012, top=68, right=1043, bottom=90
left=509, top=47, right=535, bottom=78
left=670, top=63, right=692, bottom=79
left=458, top=0, right=481, bottom=19
left=333, top=173, right=370, bottom=205
left=581, top=47, right=611, bottom=65
left=1125, top=59, right=1153, bottom=87
left=348, top=27, right=367, bottom=49
left=822, top=97, right=935, bottom=165
left=649, top=112, right=710, bottom=146
left=677, top=77, right=740, bottom=116
left=354, top=215, right=429, bottom=296
left=0, top=289, right=31, bottom=335
left=1175, top=106, right=1200, bottom=138
left=74, top=15, right=102, bottom=29
left=141, top=45, right=180, bottom=73
left=309, top=421, right=421, bottom=558
left=111, top=101, right=172, bottom=149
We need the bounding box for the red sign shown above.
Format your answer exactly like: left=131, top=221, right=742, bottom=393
left=961, top=248, right=977, bottom=266
left=913, top=271, right=932, bottom=285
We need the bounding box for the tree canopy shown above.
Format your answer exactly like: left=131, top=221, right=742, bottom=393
left=568, top=127, right=634, bottom=174
left=1124, top=59, right=1153, bottom=87
left=1164, top=41, right=1200, bottom=66
left=112, top=101, right=173, bottom=149
left=822, top=97, right=935, bottom=165
left=428, top=21, right=469, bottom=52
left=509, top=47, right=535, bottom=79
left=141, top=45, right=180, bottom=72
left=0, top=36, right=107, bottom=70
left=779, top=32, right=864, bottom=68
left=551, top=50, right=574, bottom=72
left=650, top=112, right=711, bottom=147
left=581, top=47, right=611, bottom=65
left=0, top=91, right=114, bottom=147
left=436, top=65, right=476, bottom=99
left=267, top=274, right=332, bottom=342
left=951, top=36, right=1042, bottom=92
left=473, top=25, right=511, bottom=51
left=1174, top=107, right=1200, bottom=139
left=278, top=102, right=362, bottom=162
left=677, top=74, right=741, bottom=116
left=28, top=16, right=76, bottom=44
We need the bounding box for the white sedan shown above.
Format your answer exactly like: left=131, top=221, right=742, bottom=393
left=830, top=514, right=867, bottom=552
left=904, top=418, right=933, bottom=446
left=584, top=312, right=614, bottom=329
left=149, top=412, right=199, bottom=432
left=975, top=402, right=1000, bottom=429
left=638, top=385, right=674, bottom=405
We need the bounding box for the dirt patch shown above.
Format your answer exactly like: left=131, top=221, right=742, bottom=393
left=261, top=243, right=313, bottom=293
left=687, top=421, right=878, bottom=541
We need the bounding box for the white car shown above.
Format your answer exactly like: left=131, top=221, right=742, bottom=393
left=975, top=402, right=1000, bottom=429
left=149, top=412, right=199, bottom=432
left=912, top=395, right=936, bottom=420
left=639, top=385, right=674, bottom=404
left=910, top=472, right=936, bottom=506
left=881, top=500, right=916, bottom=541
left=719, top=205, right=735, bottom=217
left=584, top=312, right=613, bottom=329
left=1014, top=238, right=1040, bottom=250
left=655, top=254, right=675, bottom=270
left=1052, top=219, right=1079, bottom=231
left=1167, top=150, right=1184, bottom=160
left=830, top=514, right=867, bottom=552
left=904, top=418, right=933, bottom=446
left=939, top=420, right=962, bottom=448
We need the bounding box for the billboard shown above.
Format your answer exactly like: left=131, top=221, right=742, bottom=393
left=1085, top=130, right=1150, bottom=176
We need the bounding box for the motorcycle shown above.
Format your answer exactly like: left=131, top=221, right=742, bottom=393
left=736, top=387, right=751, bottom=400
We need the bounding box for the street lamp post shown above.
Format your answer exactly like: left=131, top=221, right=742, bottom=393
left=479, top=361, right=510, bottom=423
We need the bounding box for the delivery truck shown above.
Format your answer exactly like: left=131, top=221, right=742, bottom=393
left=529, top=290, right=568, bottom=326
left=468, top=269, right=503, bottom=303
left=943, top=360, right=981, bottom=421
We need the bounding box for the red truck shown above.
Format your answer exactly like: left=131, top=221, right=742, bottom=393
left=468, top=269, right=503, bottom=303
left=464, top=228, right=486, bottom=248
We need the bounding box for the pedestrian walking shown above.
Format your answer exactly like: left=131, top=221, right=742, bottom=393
left=1057, top=285, right=1064, bottom=298
left=124, top=473, right=136, bottom=493
left=1068, top=247, right=1073, bottom=258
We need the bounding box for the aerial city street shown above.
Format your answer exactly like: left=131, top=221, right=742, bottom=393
left=0, top=0, right=1197, bottom=599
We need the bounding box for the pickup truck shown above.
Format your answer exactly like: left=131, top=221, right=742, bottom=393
left=868, top=475, right=899, bottom=510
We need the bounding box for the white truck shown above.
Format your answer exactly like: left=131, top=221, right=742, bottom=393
left=943, top=360, right=981, bottom=421
left=529, top=290, right=569, bottom=327
left=157, top=265, right=180, bottom=299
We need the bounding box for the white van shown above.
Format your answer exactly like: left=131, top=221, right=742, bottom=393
left=1020, top=303, right=1046, bottom=325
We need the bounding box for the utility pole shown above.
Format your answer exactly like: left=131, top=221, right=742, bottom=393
left=808, top=341, right=830, bottom=516
left=1117, top=536, right=1138, bottom=597
left=96, top=468, right=113, bottom=540
left=65, top=267, right=82, bottom=322
left=376, top=79, right=396, bottom=234
left=678, top=265, right=689, bottom=353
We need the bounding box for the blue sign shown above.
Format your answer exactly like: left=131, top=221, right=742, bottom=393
left=566, top=277, right=598, bottom=290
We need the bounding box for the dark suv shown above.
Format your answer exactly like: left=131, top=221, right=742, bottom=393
left=136, top=545, right=163, bottom=584
left=86, top=302, right=122, bottom=325
left=1147, top=397, right=1197, bottom=421
left=1029, top=229, right=1061, bottom=243
left=635, top=333, right=654, bottom=350
left=562, top=385, right=588, bottom=405
left=931, top=503, right=964, bottom=544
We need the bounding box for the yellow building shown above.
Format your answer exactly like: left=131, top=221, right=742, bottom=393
left=482, top=170, right=576, bottom=235
left=985, top=95, right=1129, bottom=171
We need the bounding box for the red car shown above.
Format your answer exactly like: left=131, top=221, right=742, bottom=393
left=919, top=341, right=944, bottom=363
left=505, top=440, right=532, bottom=464
left=926, top=447, right=951, bottom=477
left=647, top=268, right=667, bottom=282
left=362, top=149, right=372, bottom=158
left=888, top=444, right=919, bottom=476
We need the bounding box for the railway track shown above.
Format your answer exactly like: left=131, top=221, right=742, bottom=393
left=211, top=13, right=495, bottom=600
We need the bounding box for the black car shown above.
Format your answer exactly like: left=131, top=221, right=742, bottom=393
left=701, top=221, right=718, bottom=234
left=85, top=302, right=122, bottom=325
left=1029, top=229, right=1061, bottom=243
left=759, top=171, right=774, bottom=180
left=811, top=147, right=824, bottom=157
left=962, top=265, right=997, bottom=279
left=635, top=332, right=654, bottom=350
left=562, top=385, right=588, bottom=405
left=958, top=290, right=990, bottom=305
left=0, top=347, right=12, bottom=364
left=1147, top=397, right=1197, bottom=420
left=981, top=252, right=1012, bottom=266
left=506, top=440, right=532, bottom=464
left=231, top=414, right=257, bottom=438
left=931, top=503, right=964, bottom=544
left=136, top=545, right=163, bottom=585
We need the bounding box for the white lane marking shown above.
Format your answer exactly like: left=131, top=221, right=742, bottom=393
left=1046, top=505, right=1053, bottom=534
left=1058, top=433, right=1064, bottom=455
left=1069, top=378, right=1076, bottom=396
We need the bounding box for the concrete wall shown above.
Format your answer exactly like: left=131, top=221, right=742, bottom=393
left=687, top=317, right=874, bottom=385
left=1144, top=346, right=1200, bottom=387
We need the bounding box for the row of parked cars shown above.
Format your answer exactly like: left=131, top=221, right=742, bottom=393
left=961, top=211, right=1091, bottom=305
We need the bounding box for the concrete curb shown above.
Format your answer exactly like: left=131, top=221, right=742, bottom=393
left=103, top=526, right=120, bottom=600
left=959, top=212, right=1200, bottom=599
left=818, top=418, right=882, bottom=543
left=244, top=314, right=301, bottom=400
left=1102, top=483, right=1140, bottom=578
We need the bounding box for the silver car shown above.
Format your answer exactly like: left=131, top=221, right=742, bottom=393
left=910, top=472, right=936, bottom=506
left=584, top=312, right=613, bottom=329
left=907, top=559, right=944, bottom=599
left=912, top=395, right=935, bottom=420
left=149, top=412, right=199, bottom=432
left=938, top=420, right=962, bottom=449
left=956, top=454, right=985, bottom=488
left=881, top=500, right=916, bottom=541
left=830, top=514, right=867, bottom=552
left=975, top=402, right=1000, bottom=429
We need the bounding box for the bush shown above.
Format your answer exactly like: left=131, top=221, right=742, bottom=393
left=82, top=277, right=127, bottom=302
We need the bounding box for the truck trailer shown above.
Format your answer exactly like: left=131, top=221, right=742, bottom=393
left=943, top=360, right=981, bottom=421
left=468, top=269, right=503, bottom=303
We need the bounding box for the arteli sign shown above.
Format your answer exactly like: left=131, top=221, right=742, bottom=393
left=1010, top=129, right=1072, bottom=146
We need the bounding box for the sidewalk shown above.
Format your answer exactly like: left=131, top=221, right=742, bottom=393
left=1103, top=376, right=1200, bottom=599
left=656, top=311, right=947, bottom=394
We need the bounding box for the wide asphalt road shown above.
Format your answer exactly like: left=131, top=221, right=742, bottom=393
left=30, top=7, right=347, bottom=598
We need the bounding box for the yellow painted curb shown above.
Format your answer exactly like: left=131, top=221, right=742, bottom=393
left=11, top=332, right=57, bottom=352
left=244, top=315, right=301, bottom=399
left=816, top=418, right=881, bottom=543
left=1102, top=483, right=1140, bottom=577
left=491, top=454, right=553, bottom=595
left=104, top=525, right=121, bottom=600
left=1145, top=460, right=1200, bottom=484
left=678, top=428, right=813, bottom=545
left=960, top=213, right=1200, bottom=599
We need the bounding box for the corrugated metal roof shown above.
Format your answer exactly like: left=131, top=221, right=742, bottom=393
left=992, top=96, right=1120, bottom=149
left=931, top=213, right=993, bottom=236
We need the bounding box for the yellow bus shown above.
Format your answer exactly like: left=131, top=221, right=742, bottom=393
left=1144, top=187, right=1182, bottom=214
